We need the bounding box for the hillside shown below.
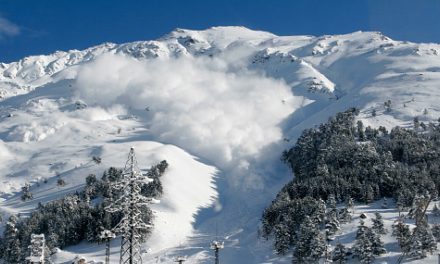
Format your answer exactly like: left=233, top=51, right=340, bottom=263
left=1, top=26, right=440, bottom=263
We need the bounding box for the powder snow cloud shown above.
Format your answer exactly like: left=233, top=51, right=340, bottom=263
left=75, top=53, right=299, bottom=188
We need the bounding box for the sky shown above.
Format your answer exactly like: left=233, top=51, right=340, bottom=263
left=1, top=0, right=440, bottom=63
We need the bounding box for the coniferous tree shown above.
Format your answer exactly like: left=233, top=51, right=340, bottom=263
left=332, top=242, right=348, bottom=264
left=409, top=224, right=437, bottom=259
left=274, top=223, right=291, bottom=255
left=372, top=212, right=386, bottom=234
left=392, top=217, right=411, bottom=253
left=325, top=195, right=340, bottom=237
left=414, top=116, right=420, bottom=130
left=369, top=228, right=386, bottom=256
left=354, top=226, right=375, bottom=263
left=338, top=207, right=352, bottom=223
left=363, top=185, right=374, bottom=204
left=313, top=198, right=326, bottom=225
left=325, top=214, right=340, bottom=238
left=356, top=219, right=368, bottom=239
left=293, top=216, right=326, bottom=263
left=384, top=100, right=392, bottom=112
left=3, top=215, right=22, bottom=263
left=21, top=182, right=33, bottom=201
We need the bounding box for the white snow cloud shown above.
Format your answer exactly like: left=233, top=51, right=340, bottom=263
left=75, top=53, right=299, bottom=188
left=0, top=16, right=20, bottom=39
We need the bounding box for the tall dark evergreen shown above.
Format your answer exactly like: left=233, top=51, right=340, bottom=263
left=21, top=182, right=33, bottom=201
left=372, top=212, right=386, bottom=235
left=409, top=223, right=437, bottom=259
left=353, top=226, right=374, bottom=263
left=293, top=216, right=325, bottom=263
left=3, top=215, right=22, bottom=263
left=332, top=242, right=348, bottom=264
left=369, top=228, right=386, bottom=256
left=392, top=217, right=411, bottom=253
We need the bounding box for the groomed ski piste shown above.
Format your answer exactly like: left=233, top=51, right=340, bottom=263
left=1, top=26, right=440, bottom=263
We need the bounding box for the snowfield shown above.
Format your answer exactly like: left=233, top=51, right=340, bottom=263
left=1, top=26, right=440, bottom=263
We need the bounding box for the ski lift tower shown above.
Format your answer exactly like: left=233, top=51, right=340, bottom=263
left=210, top=241, right=224, bottom=264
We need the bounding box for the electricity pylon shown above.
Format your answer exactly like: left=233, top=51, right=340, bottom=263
left=106, top=147, right=159, bottom=264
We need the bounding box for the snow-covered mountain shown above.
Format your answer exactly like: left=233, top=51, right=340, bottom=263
left=1, top=26, right=440, bottom=263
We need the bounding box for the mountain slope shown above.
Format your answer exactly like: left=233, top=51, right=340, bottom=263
left=1, top=26, right=440, bottom=263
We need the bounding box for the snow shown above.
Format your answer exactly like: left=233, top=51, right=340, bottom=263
left=1, top=26, right=440, bottom=263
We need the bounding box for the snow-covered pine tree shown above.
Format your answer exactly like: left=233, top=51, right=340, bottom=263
left=353, top=219, right=381, bottom=263
left=325, top=214, right=340, bottom=238
left=353, top=228, right=374, bottom=264
left=3, top=215, right=22, bottom=263
left=369, top=228, right=386, bottom=256
left=45, top=224, right=59, bottom=250
left=325, top=195, right=340, bottom=237
left=372, top=212, right=386, bottom=234
left=409, top=239, right=425, bottom=259
left=105, top=147, right=158, bottom=264
left=312, top=198, right=326, bottom=226
left=413, top=116, right=420, bottom=130
left=408, top=194, right=430, bottom=226
left=356, top=219, right=368, bottom=239
left=327, top=194, right=337, bottom=214
left=273, top=223, right=291, bottom=255
left=21, top=182, right=33, bottom=201
left=409, top=223, right=437, bottom=259
left=363, top=185, right=374, bottom=204
left=392, top=217, right=411, bottom=253
left=293, top=216, right=325, bottom=263
left=338, top=207, right=352, bottom=224
left=332, top=242, right=347, bottom=264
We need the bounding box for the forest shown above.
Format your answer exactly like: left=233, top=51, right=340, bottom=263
left=262, top=108, right=440, bottom=263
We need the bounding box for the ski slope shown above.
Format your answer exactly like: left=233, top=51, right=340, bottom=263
left=1, top=26, right=440, bottom=263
